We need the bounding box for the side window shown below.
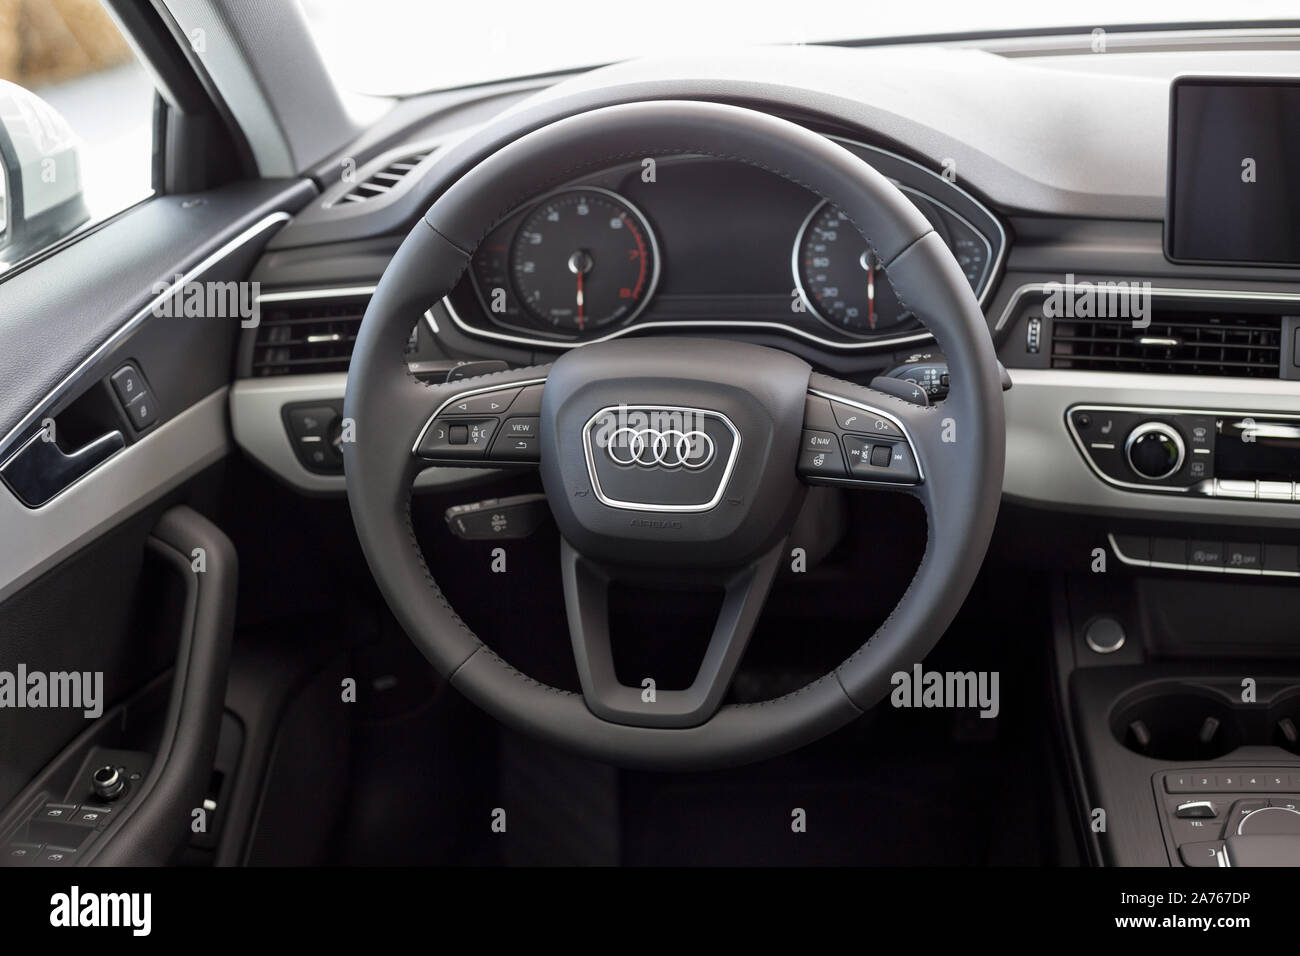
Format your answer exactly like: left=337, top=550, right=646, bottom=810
left=0, top=0, right=155, bottom=271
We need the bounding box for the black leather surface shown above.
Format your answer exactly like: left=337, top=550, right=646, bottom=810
left=345, top=100, right=1004, bottom=769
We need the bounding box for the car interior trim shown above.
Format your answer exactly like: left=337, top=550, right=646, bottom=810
left=0, top=211, right=290, bottom=468
left=994, top=281, right=1300, bottom=332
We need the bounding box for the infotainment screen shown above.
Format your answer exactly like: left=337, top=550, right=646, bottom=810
left=1166, top=77, right=1300, bottom=265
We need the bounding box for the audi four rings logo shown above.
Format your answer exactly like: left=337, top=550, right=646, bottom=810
left=607, top=426, right=715, bottom=469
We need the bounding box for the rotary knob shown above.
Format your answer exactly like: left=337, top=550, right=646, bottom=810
left=1125, top=422, right=1185, bottom=481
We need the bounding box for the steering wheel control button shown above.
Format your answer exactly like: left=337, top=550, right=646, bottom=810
left=842, top=435, right=919, bottom=482
left=418, top=417, right=498, bottom=458
left=797, top=431, right=846, bottom=477
left=801, top=396, right=839, bottom=431
left=509, top=384, right=545, bottom=416
left=831, top=401, right=900, bottom=437
left=502, top=417, right=539, bottom=438
left=446, top=388, right=520, bottom=415
left=1125, top=421, right=1185, bottom=481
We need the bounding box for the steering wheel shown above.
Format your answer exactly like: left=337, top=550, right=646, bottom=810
left=343, top=100, right=1005, bottom=771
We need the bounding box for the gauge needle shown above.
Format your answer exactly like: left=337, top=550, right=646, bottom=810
left=860, top=249, right=876, bottom=329
left=576, top=269, right=584, bottom=330
left=567, top=249, right=592, bottom=331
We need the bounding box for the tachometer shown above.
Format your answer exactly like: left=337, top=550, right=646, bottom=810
left=508, top=187, right=659, bottom=333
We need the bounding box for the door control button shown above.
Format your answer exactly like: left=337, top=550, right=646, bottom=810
left=109, top=365, right=144, bottom=404
left=3, top=843, right=42, bottom=866
left=124, top=390, right=158, bottom=431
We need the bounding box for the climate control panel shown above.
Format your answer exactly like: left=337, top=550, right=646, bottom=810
left=1067, top=404, right=1300, bottom=501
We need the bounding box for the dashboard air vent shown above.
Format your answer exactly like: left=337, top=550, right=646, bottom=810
left=1050, top=308, right=1282, bottom=378
left=251, top=293, right=370, bottom=376
left=334, top=148, right=434, bottom=205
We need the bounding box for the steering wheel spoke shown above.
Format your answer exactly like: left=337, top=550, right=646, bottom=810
left=561, top=538, right=785, bottom=728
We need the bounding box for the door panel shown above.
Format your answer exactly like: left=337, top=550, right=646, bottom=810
left=0, top=177, right=315, bottom=865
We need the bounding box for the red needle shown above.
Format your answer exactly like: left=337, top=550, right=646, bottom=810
left=867, top=258, right=876, bottom=329
left=576, top=268, right=585, bottom=331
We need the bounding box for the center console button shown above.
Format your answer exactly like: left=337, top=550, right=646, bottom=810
left=1175, top=800, right=1217, bottom=818
left=1151, top=538, right=1188, bottom=566
left=1225, top=542, right=1262, bottom=573
left=1188, top=541, right=1224, bottom=569
left=1264, top=543, right=1300, bottom=573
left=1215, top=479, right=1257, bottom=499
left=1179, top=841, right=1227, bottom=867
left=1258, top=480, right=1293, bottom=501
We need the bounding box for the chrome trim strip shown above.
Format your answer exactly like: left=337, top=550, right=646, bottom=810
left=442, top=296, right=935, bottom=351
left=994, top=282, right=1300, bottom=332
left=255, top=284, right=376, bottom=303
left=0, top=211, right=291, bottom=464
left=806, top=387, right=925, bottom=485
left=579, top=405, right=741, bottom=513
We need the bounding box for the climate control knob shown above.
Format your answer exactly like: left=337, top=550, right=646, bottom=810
left=1125, top=422, right=1185, bottom=481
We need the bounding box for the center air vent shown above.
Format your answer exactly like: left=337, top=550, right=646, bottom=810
left=250, top=293, right=371, bottom=376
left=1051, top=307, right=1282, bottom=378
left=331, top=147, right=434, bottom=206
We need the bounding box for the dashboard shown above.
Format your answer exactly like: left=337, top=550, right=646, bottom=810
left=442, top=138, right=1004, bottom=352
left=228, top=39, right=1300, bottom=527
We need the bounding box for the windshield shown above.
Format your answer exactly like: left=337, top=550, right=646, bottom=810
left=300, top=0, right=1300, bottom=96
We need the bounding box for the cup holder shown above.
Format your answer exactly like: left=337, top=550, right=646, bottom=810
left=1110, top=690, right=1245, bottom=761
left=1270, top=692, right=1300, bottom=756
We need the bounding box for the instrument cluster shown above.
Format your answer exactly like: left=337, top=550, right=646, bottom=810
left=445, top=137, right=1005, bottom=353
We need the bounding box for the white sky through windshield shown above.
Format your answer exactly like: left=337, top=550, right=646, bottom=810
left=299, top=0, right=1300, bottom=95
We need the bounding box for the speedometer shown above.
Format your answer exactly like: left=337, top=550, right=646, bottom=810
left=794, top=196, right=990, bottom=336
left=508, top=187, right=659, bottom=333
left=794, top=202, right=913, bottom=335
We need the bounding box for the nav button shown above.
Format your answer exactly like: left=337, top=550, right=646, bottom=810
left=798, top=430, right=846, bottom=478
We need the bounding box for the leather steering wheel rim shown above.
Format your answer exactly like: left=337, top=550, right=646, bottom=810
left=343, top=100, right=1005, bottom=771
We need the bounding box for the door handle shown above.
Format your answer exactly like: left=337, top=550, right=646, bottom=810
left=0, top=425, right=125, bottom=507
